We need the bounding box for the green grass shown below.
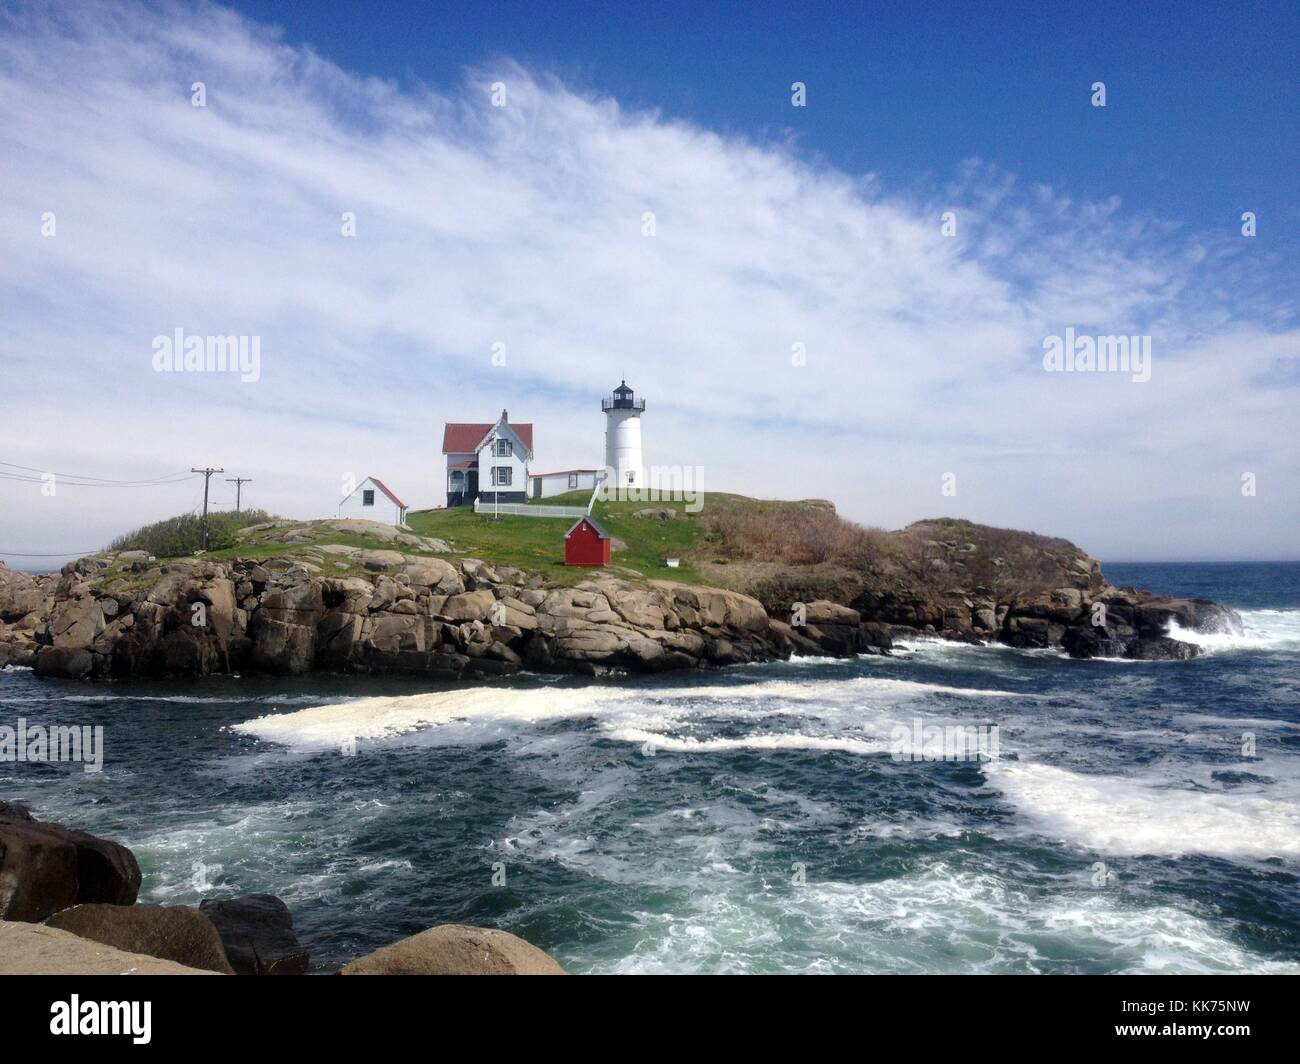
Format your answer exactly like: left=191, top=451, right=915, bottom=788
left=407, top=494, right=712, bottom=585
left=98, top=492, right=850, bottom=592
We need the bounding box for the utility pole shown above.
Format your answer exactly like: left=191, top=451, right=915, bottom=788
left=225, top=476, right=252, bottom=513
left=191, top=467, right=224, bottom=550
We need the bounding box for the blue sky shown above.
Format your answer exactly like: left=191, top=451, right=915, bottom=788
left=229, top=0, right=1300, bottom=250
left=1, top=0, right=1297, bottom=562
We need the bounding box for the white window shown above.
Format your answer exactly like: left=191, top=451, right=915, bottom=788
left=493, top=466, right=512, bottom=486
left=362, top=489, right=375, bottom=506
left=494, top=438, right=512, bottom=457
left=568, top=473, right=579, bottom=489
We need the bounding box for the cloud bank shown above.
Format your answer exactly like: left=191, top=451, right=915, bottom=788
left=1, top=0, right=1296, bottom=561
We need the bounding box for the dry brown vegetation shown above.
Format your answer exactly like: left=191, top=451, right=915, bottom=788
left=697, top=501, right=891, bottom=569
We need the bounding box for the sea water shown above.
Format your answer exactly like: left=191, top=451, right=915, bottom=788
left=3, top=562, right=1297, bottom=974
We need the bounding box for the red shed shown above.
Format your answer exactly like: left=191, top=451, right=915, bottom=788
left=565, top=516, right=612, bottom=567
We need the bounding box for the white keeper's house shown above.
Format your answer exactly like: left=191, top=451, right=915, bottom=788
left=339, top=476, right=408, bottom=524
left=440, top=382, right=648, bottom=508
left=442, top=410, right=533, bottom=507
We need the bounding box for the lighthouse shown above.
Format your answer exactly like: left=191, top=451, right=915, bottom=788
left=602, top=380, right=645, bottom=491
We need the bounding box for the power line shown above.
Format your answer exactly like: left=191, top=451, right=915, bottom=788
left=0, top=549, right=103, bottom=558
left=0, top=464, right=198, bottom=489
left=0, top=461, right=196, bottom=485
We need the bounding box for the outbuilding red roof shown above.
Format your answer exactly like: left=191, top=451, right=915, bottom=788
left=366, top=477, right=407, bottom=509
left=566, top=516, right=610, bottom=540
left=442, top=421, right=534, bottom=453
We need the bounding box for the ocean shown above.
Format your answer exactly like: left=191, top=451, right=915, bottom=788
left=3, top=561, right=1298, bottom=974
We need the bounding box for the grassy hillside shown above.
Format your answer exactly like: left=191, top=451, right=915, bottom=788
left=97, top=493, right=898, bottom=599
left=405, top=492, right=707, bottom=585
left=89, top=495, right=1094, bottom=621
left=403, top=491, right=883, bottom=590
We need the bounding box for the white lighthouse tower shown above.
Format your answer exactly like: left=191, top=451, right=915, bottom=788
left=602, top=380, right=645, bottom=492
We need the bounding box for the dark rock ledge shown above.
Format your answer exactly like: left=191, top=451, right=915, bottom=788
left=0, top=533, right=1241, bottom=678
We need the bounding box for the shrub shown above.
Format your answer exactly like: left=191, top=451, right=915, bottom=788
left=106, top=510, right=276, bottom=559
left=699, top=503, right=888, bottom=569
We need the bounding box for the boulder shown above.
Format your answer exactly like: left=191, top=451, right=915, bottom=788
left=33, top=645, right=94, bottom=679
left=0, top=811, right=140, bottom=922
left=251, top=618, right=314, bottom=674
left=199, top=894, right=309, bottom=976
left=45, top=903, right=235, bottom=974
left=357, top=550, right=406, bottom=572
left=1126, top=635, right=1201, bottom=661
left=440, top=590, right=496, bottom=622
left=0, top=921, right=219, bottom=975
left=49, top=596, right=105, bottom=648
left=339, top=925, right=565, bottom=975
left=400, top=560, right=462, bottom=593
left=803, top=600, right=861, bottom=626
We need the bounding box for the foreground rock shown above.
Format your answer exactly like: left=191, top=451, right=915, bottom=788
left=0, top=920, right=219, bottom=975
left=340, top=924, right=566, bottom=975
left=45, top=903, right=236, bottom=974
left=200, top=893, right=309, bottom=975
left=0, top=803, right=141, bottom=922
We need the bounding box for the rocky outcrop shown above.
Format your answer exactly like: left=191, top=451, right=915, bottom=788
left=45, top=903, right=236, bottom=974
left=0, top=920, right=220, bottom=975
left=199, top=894, right=309, bottom=975
left=339, top=924, right=566, bottom=975
left=0, top=803, right=141, bottom=922
left=2, top=512, right=1240, bottom=677
left=4, top=555, right=886, bottom=681
left=847, top=520, right=1240, bottom=660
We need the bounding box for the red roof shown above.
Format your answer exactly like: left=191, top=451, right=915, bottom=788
left=365, top=477, right=407, bottom=509
left=566, top=516, right=610, bottom=540
left=442, top=421, right=533, bottom=454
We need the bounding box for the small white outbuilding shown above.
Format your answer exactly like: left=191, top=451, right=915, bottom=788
left=338, top=476, right=408, bottom=525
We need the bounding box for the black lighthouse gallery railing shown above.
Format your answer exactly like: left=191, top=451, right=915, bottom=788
left=601, top=395, right=646, bottom=412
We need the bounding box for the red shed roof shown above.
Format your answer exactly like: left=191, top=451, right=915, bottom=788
left=566, top=516, right=610, bottom=540
left=442, top=421, right=534, bottom=453
left=362, top=477, right=407, bottom=509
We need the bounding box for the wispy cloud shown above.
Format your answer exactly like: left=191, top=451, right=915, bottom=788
left=1, top=0, right=1295, bottom=560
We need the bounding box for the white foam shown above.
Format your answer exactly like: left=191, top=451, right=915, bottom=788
left=654, top=675, right=1023, bottom=703
left=607, top=726, right=880, bottom=757
left=235, top=684, right=635, bottom=749
left=587, top=861, right=1300, bottom=975
left=1169, top=608, right=1300, bottom=653
left=988, top=762, right=1300, bottom=859
left=234, top=673, right=1020, bottom=752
